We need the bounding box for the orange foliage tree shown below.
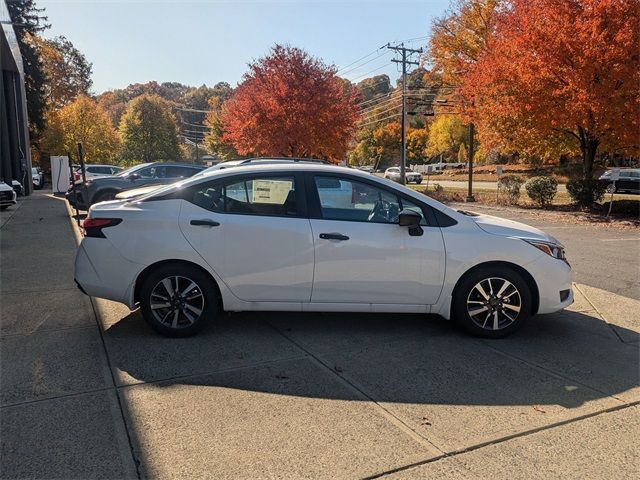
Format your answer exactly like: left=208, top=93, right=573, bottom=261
left=222, top=45, right=361, bottom=162
left=462, top=0, right=640, bottom=178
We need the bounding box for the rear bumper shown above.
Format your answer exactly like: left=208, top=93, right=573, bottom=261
left=74, top=239, right=142, bottom=307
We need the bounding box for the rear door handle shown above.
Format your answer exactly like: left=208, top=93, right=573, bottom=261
left=190, top=219, right=220, bottom=227
left=319, top=233, right=349, bottom=241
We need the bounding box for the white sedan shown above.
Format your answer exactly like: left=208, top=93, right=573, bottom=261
left=75, top=163, right=573, bottom=338
left=384, top=167, right=423, bottom=184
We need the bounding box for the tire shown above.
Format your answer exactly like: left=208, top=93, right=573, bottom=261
left=93, top=190, right=117, bottom=204
left=452, top=266, right=531, bottom=338
left=605, top=183, right=616, bottom=194
left=139, top=263, right=219, bottom=337
left=0, top=206, right=8, bottom=211
left=415, top=179, right=422, bottom=185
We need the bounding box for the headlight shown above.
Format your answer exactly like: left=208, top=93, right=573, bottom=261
left=523, top=239, right=567, bottom=261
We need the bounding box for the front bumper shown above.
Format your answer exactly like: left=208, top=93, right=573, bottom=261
left=526, top=255, right=574, bottom=314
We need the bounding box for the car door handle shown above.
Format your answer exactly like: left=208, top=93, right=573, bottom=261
left=319, top=233, right=349, bottom=241
left=190, top=219, right=220, bottom=227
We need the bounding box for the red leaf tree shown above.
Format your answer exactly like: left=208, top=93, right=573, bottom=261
left=462, top=0, right=640, bottom=178
left=222, top=45, right=361, bottom=162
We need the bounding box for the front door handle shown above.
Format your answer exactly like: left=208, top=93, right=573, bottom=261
left=319, top=233, right=349, bottom=241
left=190, top=219, right=220, bottom=227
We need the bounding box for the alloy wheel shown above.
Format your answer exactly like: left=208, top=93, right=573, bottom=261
left=149, top=275, right=205, bottom=329
left=466, top=277, right=522, bottom=331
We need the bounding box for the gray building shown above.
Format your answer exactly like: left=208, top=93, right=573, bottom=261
left=1, top=0, right=32, bottom=195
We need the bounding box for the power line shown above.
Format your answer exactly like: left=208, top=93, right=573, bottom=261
left=358, top=113, right=401, bottom=129
left=346, top=62, right=392, bottom=83
left=339, top=50, right=391, bottom=77
left=359, top=95, right=402, bottom=114
left=336, top=47, right=385, bottom=74
left=360, top=102, right=402, bottom=120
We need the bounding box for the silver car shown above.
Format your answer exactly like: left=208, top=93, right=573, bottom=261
left=384, top=167, right=423, bottom=184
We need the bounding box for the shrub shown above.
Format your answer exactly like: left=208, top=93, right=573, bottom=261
left=524, top=176, right=558, bottom=207
left=498, top=175, right=524, bottom=204
left=566, top=178, right=606, bottom=207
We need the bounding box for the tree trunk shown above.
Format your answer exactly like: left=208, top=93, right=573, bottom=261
left=577, top=126, right=600, bottom=180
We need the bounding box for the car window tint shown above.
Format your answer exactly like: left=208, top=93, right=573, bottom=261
left=189, top=176, right=297, bottom=217
left=137, top=166, right=165, bottom=178
left=315, top=176, right=401, bottom=224
left=399, top=197, right=428, bottom=225
left=165, top=166, right=189, bottom=178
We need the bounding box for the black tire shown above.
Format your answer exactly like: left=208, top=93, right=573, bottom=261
left=605, top=183, right=616, bottom=194
left=139, top=263, right=219, bottom=337
left=0, top=206, right=8, bottom=211
left=452, top=266, right=531, bottom=338
left=415, top=179, right=422, bottom=185
left=93, top=190, right=117, bottom=204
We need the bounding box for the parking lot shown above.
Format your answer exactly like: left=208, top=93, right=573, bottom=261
left=1, top=191, right=638, bottom=479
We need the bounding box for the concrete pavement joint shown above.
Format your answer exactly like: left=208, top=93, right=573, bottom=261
left=0, top=197, right=24, bottom=229
left=479, top=339, right=630, bottom=404
left=115, top=353, right=311, bottom=390
left=575, top=283, right=626, bottom=344
left=87, top=296, right=143, bottom=479
left=0, top=323, right=97, bottom=339
left=0, top=386, right=114, bottom=410
left=364, top=400, right=640, bottom=480
left=263, top=318, right=447, bottom=455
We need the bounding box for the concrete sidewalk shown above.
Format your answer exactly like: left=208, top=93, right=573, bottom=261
left=1, top=192, right=638, bottom=479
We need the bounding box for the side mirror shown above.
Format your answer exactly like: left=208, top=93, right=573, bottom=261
left=128, top=173, right=140, bottom=181
left=398, top=209, right=424, bottom=236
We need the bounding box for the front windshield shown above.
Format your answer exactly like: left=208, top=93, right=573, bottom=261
left=116, top=163, right=153, bottom=177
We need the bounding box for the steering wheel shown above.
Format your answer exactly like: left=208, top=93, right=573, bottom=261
left=367, top=198, right=392, bottom=222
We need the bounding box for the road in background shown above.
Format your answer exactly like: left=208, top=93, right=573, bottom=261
left=450, top=203, right=640, bottom=300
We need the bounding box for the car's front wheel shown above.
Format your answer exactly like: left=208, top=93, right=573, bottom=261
left=606, top=183, right=616, bottom=194
left=139, top=263, right=219, bottom=337
left=452, top=266, right=531, bottom=338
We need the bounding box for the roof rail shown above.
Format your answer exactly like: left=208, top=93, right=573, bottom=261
left=238, top=157, right=331, bottom=165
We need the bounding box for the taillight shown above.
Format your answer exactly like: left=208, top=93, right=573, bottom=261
left=82, top=218, right=122, bottom=238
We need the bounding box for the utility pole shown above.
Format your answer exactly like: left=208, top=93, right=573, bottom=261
left=388, top=43, right=423, bottom=185
left=466, top=123, right=475, bottom=202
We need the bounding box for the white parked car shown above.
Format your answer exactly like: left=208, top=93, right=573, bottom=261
left=32, top=167, right=45, bottom=189
left=74, top=164, right=123, bottom=182
left=0, top=181, right=17, bottom=210
left=384, top=167, right=423, bottom=184
left=75, top=164, right=573, bottom=338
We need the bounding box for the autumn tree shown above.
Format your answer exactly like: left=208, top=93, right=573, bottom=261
left=203, top=97, right=238, bottom=161
left=119, top=94, right=181, bottom=163
left=42, top=96, right=120, bottom=163
left=407, top=128, right=431, bottom=164
left=222, top=45, right=361, bottom=161
left=463, top=0, right=640, bottom=179
left=429, top=0, right=500, bottom=85
left=425, top=115, right=467, bottom=160
left=372, top=122, right=402, bottom=169
left=37, top=35, right=92, bottom=110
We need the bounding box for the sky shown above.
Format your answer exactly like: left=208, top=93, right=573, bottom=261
left=39, top=0, right=450, bottom=94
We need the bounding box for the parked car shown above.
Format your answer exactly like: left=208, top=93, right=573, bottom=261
left=0, top=181, right=17, bottom=210
left=384, top=167, right=423, bottom=184
left=75, top=163, right=573, bottom=339
left=74, top=164, right=123, bottom=182
left=114, top=158, right=329, bottom=201
left=599, top=168, right=640, bottom=194
left=32, top=167, right=45, bottom=190
left=357, top=165, right=375, bottom=173
left=11, top=180, right=23, bottom=196
left=66, top=162, right=206, bottom=209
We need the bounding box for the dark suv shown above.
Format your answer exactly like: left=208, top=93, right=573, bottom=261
left=66, top=162, right=205, bottom=209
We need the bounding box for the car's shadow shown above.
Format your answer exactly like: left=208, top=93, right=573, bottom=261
left=102, top=307, right=639, bottom=409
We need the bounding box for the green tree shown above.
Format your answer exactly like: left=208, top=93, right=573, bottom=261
left=7, top=0, right=49, bottom=141
left=119, top=94, right=181, bottom=163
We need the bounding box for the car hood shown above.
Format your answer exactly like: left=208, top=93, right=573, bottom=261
left=116, top=184, right=166, bottom=199
left=0, top=182, right=13, bottom=192
left=466, top=212, right=557, bottom=243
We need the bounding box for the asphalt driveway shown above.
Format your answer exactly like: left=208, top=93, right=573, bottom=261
left=1, top=192, right=638, bottom=479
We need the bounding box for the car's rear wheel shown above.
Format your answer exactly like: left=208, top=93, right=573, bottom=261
left=139, top=264, right=218, bottom=337
left=452, top=266, right=531, bottom=338
left=606, top=183, right=616, bottom=194
left=415, top=179, right=422, bottom=184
